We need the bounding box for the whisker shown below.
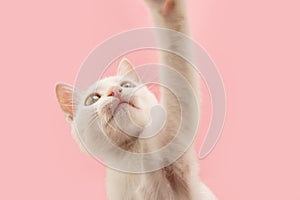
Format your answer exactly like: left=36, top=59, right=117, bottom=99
left=86, top=112, right=99, bottom=129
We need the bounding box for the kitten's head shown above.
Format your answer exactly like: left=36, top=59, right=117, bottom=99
left=56, top=58, right=158, bottom=154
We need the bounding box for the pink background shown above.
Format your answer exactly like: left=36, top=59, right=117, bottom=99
left=1, top=0, right=299, bottom=199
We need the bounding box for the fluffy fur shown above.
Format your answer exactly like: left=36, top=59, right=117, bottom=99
left=56, top=0, right=217, bottom=199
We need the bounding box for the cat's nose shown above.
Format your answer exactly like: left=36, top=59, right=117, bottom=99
left=108, top=86, right=122, bottom=97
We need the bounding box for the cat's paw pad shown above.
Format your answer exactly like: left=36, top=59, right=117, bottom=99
left=145, top=0, right=176, bottom=16
left=162, top=0, right=175, bottom=15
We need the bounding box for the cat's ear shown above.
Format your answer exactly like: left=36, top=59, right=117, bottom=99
left=55, top=83, right=78, bottom=123
left=117, top=58, right=140, bottom=82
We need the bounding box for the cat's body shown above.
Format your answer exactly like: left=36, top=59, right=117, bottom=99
left=56, top=0, right=217, bottom=199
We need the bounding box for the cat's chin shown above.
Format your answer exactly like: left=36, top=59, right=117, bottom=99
left=98, top=116, right=140, bottom=151
left=96, top=106, right=143, bottom=146
left=111, top=113, right=144, bottom=137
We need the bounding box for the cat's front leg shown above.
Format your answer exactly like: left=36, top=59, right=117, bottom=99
left=142, top=1, right=214, bottom=199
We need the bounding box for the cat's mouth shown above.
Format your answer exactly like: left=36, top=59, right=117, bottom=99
left=109, top=95, right=140, bottom=111
left=117, top=101, right=140, bottom=110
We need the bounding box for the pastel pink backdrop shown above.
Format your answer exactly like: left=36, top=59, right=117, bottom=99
left=0, top=0, right=299, bottom=199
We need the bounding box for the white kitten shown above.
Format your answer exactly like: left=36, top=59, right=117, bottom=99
left=56, top=0, right=217, bottom=199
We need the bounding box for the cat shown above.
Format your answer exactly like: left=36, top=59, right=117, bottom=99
left=55, top=0, right=217, bottom=199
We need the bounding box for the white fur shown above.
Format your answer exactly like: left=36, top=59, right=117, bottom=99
left=56, top=0, right=217, bottom=199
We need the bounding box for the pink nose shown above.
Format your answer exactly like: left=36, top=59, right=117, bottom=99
left=108, top=86, right=122, bottom=97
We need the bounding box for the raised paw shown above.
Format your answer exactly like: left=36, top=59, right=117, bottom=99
left=145, top=0, right=176, bottom=16
left=162, top=0, right=175, bottom=15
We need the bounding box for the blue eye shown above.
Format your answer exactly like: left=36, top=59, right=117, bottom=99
left=121, top=81, right=135, bottom=88
left=85, top=93, right=101, bottom=106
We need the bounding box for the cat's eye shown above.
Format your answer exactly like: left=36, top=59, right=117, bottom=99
left=85, top=93, right=101, bottom=106
left=121, top=81, right=135, bottom=88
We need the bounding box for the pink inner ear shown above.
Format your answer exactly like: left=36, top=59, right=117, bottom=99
left=118, top=58, right=134, bottom=76
left=56, top=83, right=75, bottom=120
left=117, top=58, right=140, bottom=82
